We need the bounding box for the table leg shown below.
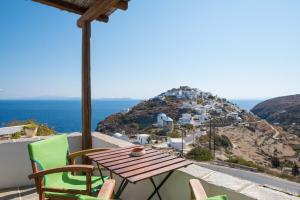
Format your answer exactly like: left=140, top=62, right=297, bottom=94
left=96, top=163, right=105, bottom=183
left=147, top=171, right=174, bottom=200
left=150, top=178, right=162, bottom=200
left=115, top=179, right=129, bottom=199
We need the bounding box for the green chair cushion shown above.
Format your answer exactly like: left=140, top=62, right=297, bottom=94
left=28, top=134, right=69, bottom=170
left=76, top=195, right=100, bottom=200
left=206, top=195, right=228, bottom=200
left=45, top=174, right=109, bottom=198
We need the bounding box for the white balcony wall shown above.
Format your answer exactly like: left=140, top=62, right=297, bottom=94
left=0, top=133, right=82, bottom=189
left=0, top=132, right=297, bottom=200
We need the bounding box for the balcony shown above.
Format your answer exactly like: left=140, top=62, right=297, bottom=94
left=0, top=133, right=298, bottom=200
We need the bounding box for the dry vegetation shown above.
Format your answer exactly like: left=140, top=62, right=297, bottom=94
left=216, top=122, right=300, bottom=167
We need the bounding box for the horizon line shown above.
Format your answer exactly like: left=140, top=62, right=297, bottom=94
left=0, top=97, right=267, bottom=101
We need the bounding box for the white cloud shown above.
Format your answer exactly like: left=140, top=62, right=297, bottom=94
left=0, top=89, right=3, bottom=93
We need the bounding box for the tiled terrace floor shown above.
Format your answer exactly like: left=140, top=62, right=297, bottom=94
left=0, top=186, right=38, bottom=200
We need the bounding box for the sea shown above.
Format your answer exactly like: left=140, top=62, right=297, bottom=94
left=230, top=99, right=262, bottom=111
left=0, top=99, right=262, bottom=133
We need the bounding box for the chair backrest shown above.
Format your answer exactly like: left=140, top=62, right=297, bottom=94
left=28, top=134, right=69, bottom=170
left=189, top=179, right=207, bottom=200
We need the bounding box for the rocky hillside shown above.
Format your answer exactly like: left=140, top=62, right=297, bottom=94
left=96, top=87, right=300, bottom=167
left=97, top=98, right=183, bottom=136
left=96, top=86, right=251, bottom=136
left=251, top=94, right=300, bottom=135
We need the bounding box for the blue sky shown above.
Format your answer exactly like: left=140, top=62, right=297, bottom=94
left=0, top=0, right=299, bottom=100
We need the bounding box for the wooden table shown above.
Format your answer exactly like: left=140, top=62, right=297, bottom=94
left=87, top=146, right=192, bottom=200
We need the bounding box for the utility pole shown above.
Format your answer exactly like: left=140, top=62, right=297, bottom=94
left=209, top=120, right=212, bottom=150
left=181, top=129, right=184, bottom=157
left=193, top=129, right=195, bottom=147
left=213, top=123, right=216, bottom=159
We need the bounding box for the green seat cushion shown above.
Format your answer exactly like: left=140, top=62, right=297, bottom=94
left=28, top=135, right=109, bottom=198
left=45, top=174, right=109, bottom=198
left=76, top=195, right=100, bottom=200
left=206, top=195, right=228, bottom=200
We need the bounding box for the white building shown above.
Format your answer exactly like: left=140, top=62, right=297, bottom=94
left=183, top=91, right=197, bottom=100
left=121, top=108, right=130, bottom=114
left=154, top=95, right=165, bottom=101
left=137, top=134, right=150, bottom=145
left=112, top=132, right=129, bottom=141
left=194, top=107, right=206, bottom=115
left=178, top=113, right=193, bottom=125
left=215, top=108, right=223, bottom=114
left=176, top=90, right=183, bottom=98
left=204, top=104, right=214, bottom=110
left=193, top=115, right=208, bottom=124
left=164, top=89, right=185, bottom=99
left=157, top=113, right=166, bottom=127
left=182, top=113, right=192, bottom=118
left=156, top=113, right=174, bottom=132
left=169, top=138, right=186, bottom=150
left=227, top=112, right=242, bottom=122
left=164, top=90, right=177, bottom=97
left=181, top=102, right=193, bottom=109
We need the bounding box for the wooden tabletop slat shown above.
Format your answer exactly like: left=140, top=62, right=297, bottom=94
left=119, top=158, right=186, bottom=178
left=101, top=151, right=163, bottom=167
left=91, top=150, right=132, bottom=160
left=128, top=160, right=192, bottom=183
left=87, top=146, right=137, bottom=157
left=108, top=154, right=171, bottom=171
left=87, top=146, right=135, bottom=156
left=92, top=148, right=151, bottom=161
left=114, top=155, right=177, bottom=174
left=89, top=148, right=135, bottom=159
left=95, top=149, right=157, bottom=164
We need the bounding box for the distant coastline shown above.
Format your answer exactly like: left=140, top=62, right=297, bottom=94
left=0, top=98, right=261, bottom=132
left=0, top=99, right=141, bottom=132
left=0, top=97, right=140, bottom=101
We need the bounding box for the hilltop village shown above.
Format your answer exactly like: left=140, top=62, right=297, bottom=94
left=98, top=87, right=245, bottom=148
left=97, top=87, right=300, bottom=170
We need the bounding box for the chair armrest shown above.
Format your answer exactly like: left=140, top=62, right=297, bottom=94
left=28, top=165, right=94, bottom=179
left=68, top=148, right=112, bottom=164
left=97, top=179, right=116, bottom=200
left=189, top=179, right=207, bottom=200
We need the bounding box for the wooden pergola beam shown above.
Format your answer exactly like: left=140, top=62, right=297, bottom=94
left=32, top=0, right=85, bottom=14
left=98, top=15, right=109, bottom=23
left=115, top=1, right=128, bottom=11
left=32, top=0, right=109, bottom=23
left=77, top=0, right=122, bottom=27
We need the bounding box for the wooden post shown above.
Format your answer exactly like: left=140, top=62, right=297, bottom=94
left=81, top=21, right=92, bottom=164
